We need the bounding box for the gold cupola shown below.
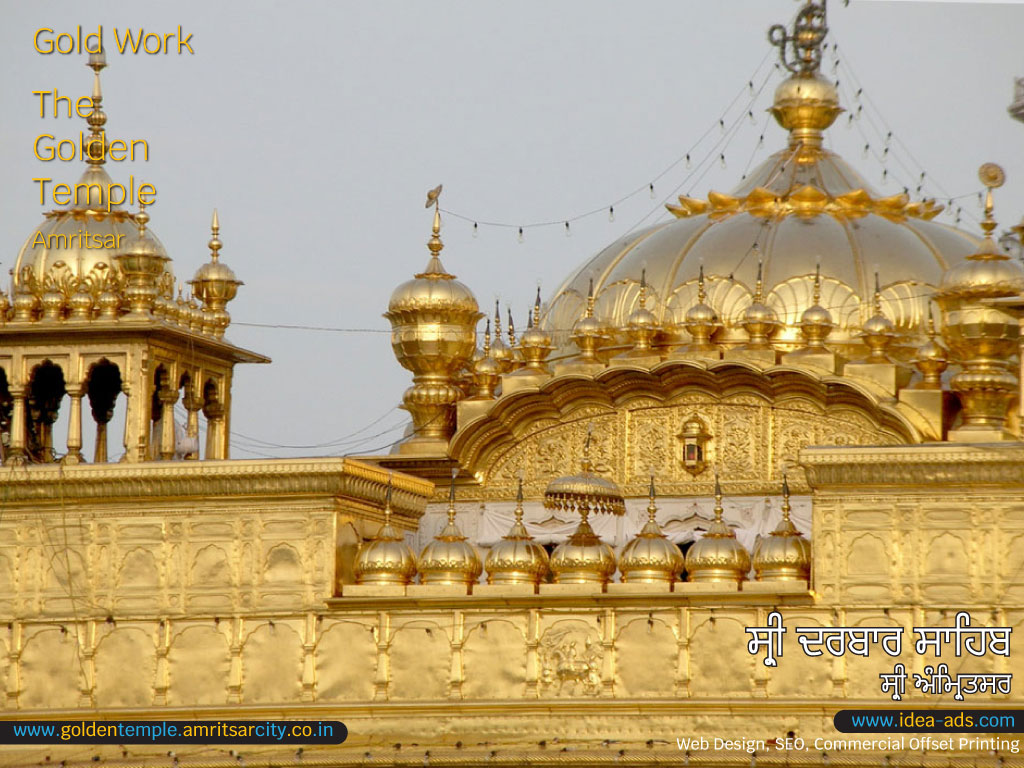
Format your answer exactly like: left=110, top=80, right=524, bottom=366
left=797, top=263, right=834, bottom=349
left=190, top=210, right=243, bottom=340
left=619, top=475, right=685, bottom=584
left=385, top=186, right=483, bottom=454
left=485, top=475, right=550, bottom=586
left=912, top=304, right=948, bottom=389
left=751, top=474, right=811, bottom=582
left=515, top=288, right=554, bottom=374
left=570, top=279, right=608, bottom=363
left=934, top=164, right=1024, bottom=441
left=859, top=273, right=897, bottom=361
left=685, top=474, right=751, bottom=584
left=675, top=265, right=721, bottom=356
left=545, top=427, right=622, bottom=585
left=470, top=319, right=502, bottom=400
left=619, top=269, right=660, bottom=356
left=739, top=260, right=780, bottom=349
left=354, top=476, right=418, bottom=586
left=489, top=300, right=514, bottom=373
left=417, top=471, right=483, bottom=588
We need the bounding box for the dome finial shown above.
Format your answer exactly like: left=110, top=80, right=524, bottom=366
left=812, top=261, right=822, bottom=305
left=781, top=472, right=792, bottom=522
left=209, top=209, right=222, bottom=263
left=713, top=471, right=724, bottom=521
left=419, top=184, right=450, bottom=276
left=447, top=467, right=458, bottom=525
left=647, top=471, right=658, bottom=524
left=482, top=317, right=492, bottom=358
left=697, top=264, right=707, bottom=304
left=507, top=307, right=517, bottom=347
left=978, top=162, right=1004, bottom=240
left=768, top=1, right=828, bottom=76
left=84, top=47, right=109, bottom=165
left=533, top=284, right=543, bottom=325
left=515, top=473, right=525, bottom=523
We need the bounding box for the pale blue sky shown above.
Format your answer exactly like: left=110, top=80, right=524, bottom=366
left=1, top=1, right=1022, bottom=458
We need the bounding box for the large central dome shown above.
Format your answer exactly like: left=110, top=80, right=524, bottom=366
left=543, top=65, right=979, bottom=355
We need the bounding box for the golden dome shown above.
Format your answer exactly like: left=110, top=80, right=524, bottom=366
left=544, top=428, right=626, bottom=517
left=485, top=477, right=550, bottom=585
left=740, top=261, right=780, bottom=348
left=797, top=265, right=834, bottom=348
left=189, top=210, right=242, bottom=339
left=619, top=477, right=684, bottom=584
left=488, top=301, right=514, bottom=373
left=621, top=269, right=659, bottom=353
left=548, top=517, right=617, bottom=585
left=934, top=165, right=1024, bottom=434
left=517, top=288, right=555, bottom=372
left=751, top=475, right=811, bottom=582
left=570, top=279, right=609, bottom=361
left=471, top=320, right=502, bottom=400
left=912, top=305, right=948, bottom=388
left=13, top=55, right=174, bottom=308
left=541, top=6, right=978, bottom=359
left=385, top=191, right=483, bottom=449
left=685, top=475, right=751, bottom=584
left=417, top=474, right=483, bottom=587
left=354, top=480, right=418, bottom=586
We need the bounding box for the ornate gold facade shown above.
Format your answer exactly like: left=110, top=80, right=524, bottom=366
left=2, top=2, right=1024, bottom=767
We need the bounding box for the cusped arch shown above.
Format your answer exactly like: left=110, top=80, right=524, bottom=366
left=450, top=359, right=919, bottom=495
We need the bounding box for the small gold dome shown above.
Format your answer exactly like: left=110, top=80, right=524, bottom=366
left=418, top=475, right=483, bottom=587
left=741, top=262, right=780, bottom=348
left=752, top=475, right=810, bottom=582
left=686, top=475, right=751, bottom=584
left=514, top=287, right=555, bottom=374
left=619, top=477, right=684, bottom=584
left=471, top=319, right=502, bottom=400
left=488, top=301, right=514, bottom=373
left=354, top=481, right=418, bottom=586
left=912, top=305, right=948, bottom=388
left=485, top=477, right=550, bottom=585
left=770, top=72, right=841, bottom=139
left=571, top=279, right=608, bottom=361
left=549, top=517, right=617, bottom=585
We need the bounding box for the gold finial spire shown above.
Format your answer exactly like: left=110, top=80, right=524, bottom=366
left=447, top=467, right=458, bottom=525
left=978, top=163, right=1005, bottom=240
left=482, top=317, right=492, bottom=357
left=873, top=271, right=883, bottom=316
left=586, top=278, right=596, bottom=317
left=713, top=471, right=724, bottom=521
left=514, top=474, right=525, bottom=524
left=647, top=472, right=658, bottom=524
left=781, top=472, right=792, bottom=522
left=697, top=264, right=707, bottom=304
left=417, top=184, right=452, bottom=277
left=84, top=47, right=108, bottom=165
left=208, top=209, right=222, bottom=262
left=533, top=285, right=542, bottom=325
left=135, top=201, right=149, bottom=236
left=383, top=472, right=394, bottom=525
left=768, top=1, right=828, bottom=76
left=494, top=300, right=503, bottom=339
left=638, top=268, right=648, bottom=308
left=507, top=308, right=516, bottom=347
left=754, top=259, right=764, bottom=304
left=813, top=261, right=822, bottom=305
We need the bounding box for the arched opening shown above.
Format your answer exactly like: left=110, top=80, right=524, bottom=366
left=27, top=361, right=66, bottom=463
left=86, top=360, right=123, bottom=464
left=149, top=365, right=172, bottom=461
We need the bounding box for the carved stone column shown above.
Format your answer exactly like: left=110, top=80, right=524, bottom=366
left=158, top=387, right=179, bottom=461
left=5, top=387, right=26, bottom=465
left=64, top=384, right=85, bottom=464
left=203, top=400, right=226, bottom=460
left=183, top=392, right=202, bottom=460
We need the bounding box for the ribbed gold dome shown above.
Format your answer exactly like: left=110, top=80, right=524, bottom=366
left=471, top=320, right=502, bottom=399
left=418, top=476, right=483, bottom=587
left=619, top=478, right=684, bottom=584
left=541, top=6, right=977, bottom=359
left=354, top=482, right=418, bottom=586
left=485, top=478, right=550, bottom=585
left=488, top=301, right=515, bottom=373
left=549, top=518, right=617, bottom=585
left=570, top=279, right=608, bottom=361
left=752, top=476, right=810, bottom=582
left=517, top=288, right=554, bottom=372
left=686, top=476, right=751, bottom=584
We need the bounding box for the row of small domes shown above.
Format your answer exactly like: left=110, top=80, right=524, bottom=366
left=354, top=475, right=810, bottom=589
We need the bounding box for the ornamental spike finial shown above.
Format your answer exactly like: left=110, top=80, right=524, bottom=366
left=873, top=271, right=882, bottom=315
left=713, top=471, right=724, bottom=521
left=135, top=201, right=149, bottom=236
left=84, top=51, right=108, bottom=166
left=494, top=299, right=503, bottom=338
left=447, top=467, right=458, bottom=524
left=697, top=264, right=707, bottom=303
left=754, top=259, right=764, bottom=303
left=208, top=209, right=222, bottom=262
left=507, top=308, right=516, bottom=347
left=781, top=472, right=792, bottom=522
left=483, top=317, right=491, bottom=357
left=813, top=260, right=822, bottom=305
left=978, top=163, right=1005, bottom=239
left=384, top=472, right=394, bottom=525
left=533, top=285, right=542, bottom=325
left=515, top=473, right=525, bottom=524
left=647, top=472, right=658, bottom=523
left=768, top=1, right=828, bottom=75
